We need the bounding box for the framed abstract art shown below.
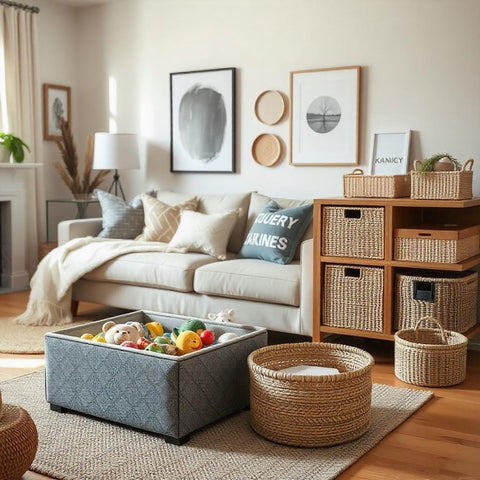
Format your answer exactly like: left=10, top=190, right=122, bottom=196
left=170, top=67, right=236, bottom=173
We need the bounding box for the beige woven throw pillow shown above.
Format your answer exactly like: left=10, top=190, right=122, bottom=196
left=137, top=194, right=198, bottom=242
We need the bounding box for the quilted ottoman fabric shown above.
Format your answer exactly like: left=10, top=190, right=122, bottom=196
left=45, top=311, right=267, bottom=443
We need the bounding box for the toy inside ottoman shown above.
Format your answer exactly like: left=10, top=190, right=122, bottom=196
left=45, top=310, right=267, bottom=444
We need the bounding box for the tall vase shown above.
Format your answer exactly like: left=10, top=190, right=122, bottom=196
left=72, top=193, right=96, bottom=218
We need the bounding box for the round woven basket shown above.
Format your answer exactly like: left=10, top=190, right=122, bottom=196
left=394, top=316, right=468, bottom=387
left=0, top=404, right=38, bottom=480
left=247, top=342, right=374, bottom=447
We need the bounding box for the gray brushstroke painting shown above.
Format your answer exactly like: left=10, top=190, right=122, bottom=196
left=306, top=96, right=341, bottom=134
left=178, top=84, right=226, bottom=162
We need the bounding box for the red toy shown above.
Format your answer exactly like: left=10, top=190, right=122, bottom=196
left=200, top=329, right=215, bottom=346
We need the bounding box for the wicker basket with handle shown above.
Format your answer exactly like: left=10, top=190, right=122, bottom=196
left=323, top=264, right=384, bottom=332
left=395, top=270, right=478, bottom=333
left=322, top=206, right=384, bottom=259
left=343, top=168, right=411, bottom=198
left=394, top=316, right=468, bottom=387
left=410, top=158, right=474, bottom=200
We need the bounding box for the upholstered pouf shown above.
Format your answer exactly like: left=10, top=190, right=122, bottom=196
left=0, top=392, right=38, bottom=480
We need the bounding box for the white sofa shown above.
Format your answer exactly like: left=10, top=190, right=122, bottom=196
left=58, top=191, right=314, bottom=337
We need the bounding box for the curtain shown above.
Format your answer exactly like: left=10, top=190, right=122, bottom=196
left=0, top=4, right=40, bottom=275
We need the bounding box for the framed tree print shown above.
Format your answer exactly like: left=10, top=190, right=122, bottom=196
left=289, top=66, right=360, bottom=166
left=43, top=83, right=71, bottom=140
left=170, top=67, right=236, bottom=173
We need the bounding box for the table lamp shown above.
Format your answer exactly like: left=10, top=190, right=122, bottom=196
left=93, top=133, right=140, bottom=200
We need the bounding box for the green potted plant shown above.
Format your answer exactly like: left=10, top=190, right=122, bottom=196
left=0, top=132, right=31, bottom=163
left=417, top=153, right=461, bottom=172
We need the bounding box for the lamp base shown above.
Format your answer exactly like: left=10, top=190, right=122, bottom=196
left=107, top=170, right=126, bottom=200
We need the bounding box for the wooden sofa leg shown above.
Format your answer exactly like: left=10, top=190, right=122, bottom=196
left=70, top=300, right=79, bottom=317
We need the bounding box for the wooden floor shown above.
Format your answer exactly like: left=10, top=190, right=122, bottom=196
left=1, top=290, right=479, bottom=480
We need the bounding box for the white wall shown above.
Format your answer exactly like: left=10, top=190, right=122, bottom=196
left=34, top=0, right=79, bottom=245
left=72, top=0, right=480, bottom=201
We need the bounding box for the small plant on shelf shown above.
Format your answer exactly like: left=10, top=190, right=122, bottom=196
left=418, top=153, right=461, bottom=172
left=0, top=132, right=31, bottom=163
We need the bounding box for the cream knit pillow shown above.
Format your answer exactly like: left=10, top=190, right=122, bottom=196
left=137, top=194, right=198, bottom=242
left=168, top=209, right=240, bottom=260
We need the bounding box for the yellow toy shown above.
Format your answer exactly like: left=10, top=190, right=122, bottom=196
left=80, top=333, right=94, bottom=340
left=145, top=322, right=164, bottom=339
left=175, top=330, right=202, bottom=355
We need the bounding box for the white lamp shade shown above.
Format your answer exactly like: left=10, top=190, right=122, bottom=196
left=93, top=133, right=140, bottom=170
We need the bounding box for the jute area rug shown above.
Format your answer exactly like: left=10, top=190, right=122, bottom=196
left=0, top=307, right=127, bottom=353
left=1, top=371, right=432, bottom=480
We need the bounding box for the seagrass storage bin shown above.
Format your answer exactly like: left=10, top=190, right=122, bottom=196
left=395, top=270, right=478, bottom=333
left=394, top=225, right=480, bottom=264
left=248, top=342, right=374, bottom=447
left=323, top=264, right=384, bottom=332
left=394, top=316, right=468, bottom=387
left=410, top=158, right=474, bottom=200
left=322, top=206, right=384, bottom=259
left=343, top=169, right=411, bottom=198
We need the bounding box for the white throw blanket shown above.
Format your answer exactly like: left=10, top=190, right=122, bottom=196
left=15, top=237, right=185, bottom=326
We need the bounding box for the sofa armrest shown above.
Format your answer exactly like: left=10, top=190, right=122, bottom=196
left=58, top=218, right=102, bottom=245
left=299, top=238, right=313, bottom=337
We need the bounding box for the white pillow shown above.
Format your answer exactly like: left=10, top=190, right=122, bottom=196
left=168, top=209, right=239, bottom=260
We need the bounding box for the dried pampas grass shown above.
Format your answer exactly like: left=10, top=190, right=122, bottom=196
left=54, top=118, right=110, bottom=195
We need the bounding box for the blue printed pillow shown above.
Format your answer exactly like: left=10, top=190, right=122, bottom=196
left=95, top=189, right=154, bottom=239
left=237, top=200, right=313, bottom=264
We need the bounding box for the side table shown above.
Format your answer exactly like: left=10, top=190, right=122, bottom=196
left=46, top=198, right=99, bottom=242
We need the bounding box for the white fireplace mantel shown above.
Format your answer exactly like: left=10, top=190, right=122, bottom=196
left=0, top=163, right=42, bottom=291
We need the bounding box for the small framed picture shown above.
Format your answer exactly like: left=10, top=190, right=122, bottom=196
left=369, top=131, right=411, bottom=175
left=170, top=67, right=236, bottom=173
left=43, top=84, right=71, bottom=140
left=290, top=66, right=360, bottom=166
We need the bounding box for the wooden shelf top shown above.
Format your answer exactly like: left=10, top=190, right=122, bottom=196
left=314, top=197, right=480, bottom=208
left=320, top=255, right=480, bottom=271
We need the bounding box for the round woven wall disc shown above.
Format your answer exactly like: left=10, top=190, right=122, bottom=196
left=252, top=134, right=282, bottom=167
left=254, top=90, right=285, bottom=125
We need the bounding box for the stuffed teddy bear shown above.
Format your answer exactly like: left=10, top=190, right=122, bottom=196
left=102, top=321, right=144, bottom=345
left=207, top=309, right=235, bottom=323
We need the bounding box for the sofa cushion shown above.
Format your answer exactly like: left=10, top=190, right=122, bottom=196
left=246, top=192, right=314, bottom=260
left=156, top=190, right=251, bottom=253
left=95, top=189, right=154, bottom=239
left=237, top=200, right=313, bottom=265
left=137, top=195, right=198, bottom=242
left=168, top=209, right=239, bottom=260
left=194, top=258, right=300, bottom=306
left=84, top=251, right=219, bottom=292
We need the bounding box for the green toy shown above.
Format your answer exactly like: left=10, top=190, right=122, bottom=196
left=179, top=319, right=206, bottom=334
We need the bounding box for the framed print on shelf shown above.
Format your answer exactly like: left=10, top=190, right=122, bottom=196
left=289, top=66, right=360, bottom=166
left=170, top=67, right=236, bottom=173
left=369, top=131, right=411, bottom=175
left=43, top=83, right=71, bottom=140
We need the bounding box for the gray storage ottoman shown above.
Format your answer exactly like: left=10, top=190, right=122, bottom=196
left=45, top=310, right=267, bottom=444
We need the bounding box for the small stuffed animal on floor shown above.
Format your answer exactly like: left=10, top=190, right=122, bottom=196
left=102, top=321, right=144, bottom=345
left=207, top=309, right=235, bottom=323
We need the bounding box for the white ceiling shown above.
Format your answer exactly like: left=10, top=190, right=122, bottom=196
left=54, top=0, right=119, bottom=7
